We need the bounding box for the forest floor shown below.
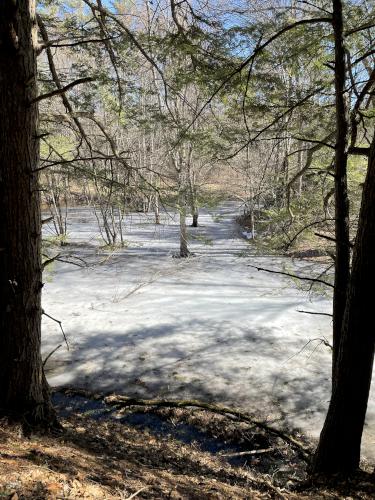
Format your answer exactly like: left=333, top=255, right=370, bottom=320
left=41, top=201, right=374, bottom=463
left=1, top=402, right=374, bottom=499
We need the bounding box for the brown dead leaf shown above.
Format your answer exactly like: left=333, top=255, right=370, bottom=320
left=46, top=481, right=61, bottom=496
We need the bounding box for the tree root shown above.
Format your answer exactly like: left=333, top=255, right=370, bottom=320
left=56, top=387, right=311, bottom=462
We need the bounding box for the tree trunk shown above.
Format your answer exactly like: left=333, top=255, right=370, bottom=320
left=178, top=162, right=190, bottom=258
left=332, top=0, right=351, bottom=379
left=179, top=203, right=189, bottom=257
left=312, top=130, right=375, bottom=474
left=191, top=207, right=199, bottom=228
left=0, top=0, right=55, bottom=426
left=154, top=193, right=160, bottom=225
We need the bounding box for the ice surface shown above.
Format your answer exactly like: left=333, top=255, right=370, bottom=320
left=42, top=201, right=374, bottom=460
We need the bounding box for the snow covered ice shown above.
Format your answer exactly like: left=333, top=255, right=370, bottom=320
left=42, top=202, right=375, bottom=460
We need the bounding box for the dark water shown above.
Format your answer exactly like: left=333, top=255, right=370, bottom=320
left=52, top=392, right=261, bottom=466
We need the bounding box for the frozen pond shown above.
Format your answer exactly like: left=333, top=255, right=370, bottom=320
left=41, top=202, right=375, bottom=461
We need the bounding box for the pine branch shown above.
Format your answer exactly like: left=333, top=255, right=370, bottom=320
left=177, top=16, right=332, bottom=142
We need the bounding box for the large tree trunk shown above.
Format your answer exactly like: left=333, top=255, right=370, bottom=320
left=332, top=0, right=351, bottom=379
left=0, top=0, right=55, bottom=426
left=312, top=132, right=375, bottom=474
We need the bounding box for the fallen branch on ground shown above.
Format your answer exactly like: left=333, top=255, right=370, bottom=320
left=220, top=447, right=275, bottom=458
left=56, top=387, right=311, bottom=461
left=103, top=396, right=311, bottom=462
left=124, top=487, right=148, bottom=500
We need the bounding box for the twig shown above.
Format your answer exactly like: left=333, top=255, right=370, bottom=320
left=248, top=264, right=334, bottom=288
left=55, top=257, right=86, bottom=268
left=297, top=310, right=333, bottom=318
left=314, top=232, right=354, bottom=248
left=43, top=344, right=62, bottom=367
left=220, top=447, right=275, bottom=458
left=284, top=218, right=335, bottom=250
left=42, top=216, right=54, bottom=225
left=284, top=338, right=332, bottom=365
left=124, top=487, right=148, bottom=500
left=42, top=35, right=118, bottom=49
left=314, top=232, right=336, bottom=243
left=42, top=253, right=61, bottom=270
left=345, top=21, right=375, bottom=36
left=42, top=310, right=69, bottom=350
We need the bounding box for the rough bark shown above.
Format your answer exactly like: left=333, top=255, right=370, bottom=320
left=332, top=0, right=351, bottom=378
left=0, top=0, right=55, bottom=426
left=312, top=130, right=375, bottom=474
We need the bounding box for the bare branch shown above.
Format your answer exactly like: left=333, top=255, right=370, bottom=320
left=345, top=21, right=375, bottom=37
left=314, top=232, right=354, bottom=248
left=348, top=146, right=370, bottom=156
left=223, top=86, right=327, bottom=161
left=30, top=77, right=94, bottom=105
left=42, top=253, right=61, bottom=270
left=43, top=344, right=62, bottom=367
left=350, top=66, right=375, bottom=148
left=297, top=310, right=333, bottom=319
left=284, top=218, right=335, bottom=250
left=42, top=310, right=69, bottom=350
left=42, top=35, right=118, bottom=49
left=42, top=216, right=54, bottom=225
left=248, top=264, right=334, bottom=288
